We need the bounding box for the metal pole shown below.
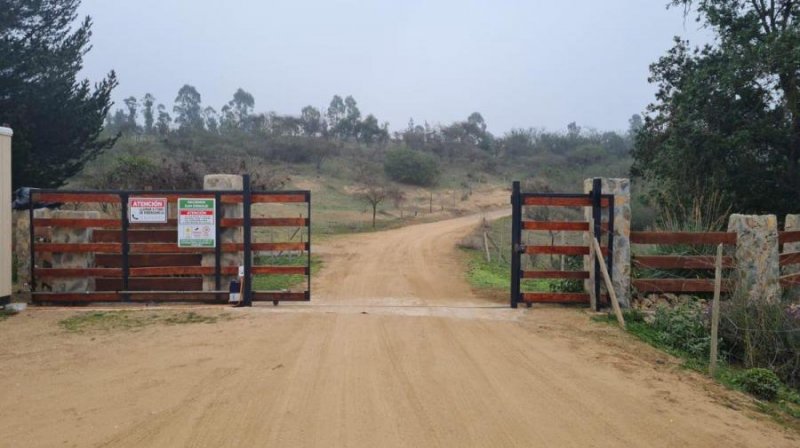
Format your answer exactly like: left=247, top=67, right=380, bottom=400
left=120, top=193, right=130, bottom=302
left=592, top=178, right=602, bottom=311
left=28, top=193, right=35, bottom=296
left=510, top=181, right=521, bottom=308
left=607, top=195, right=615, bottom=286
left=214, top=191, right=222, bottom=293
left=307, top=191, right=311, bottom=300
left=242, top=174, right=252, bottom=307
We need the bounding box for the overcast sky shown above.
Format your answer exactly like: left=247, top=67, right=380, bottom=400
left=77, top=0, right=709, bottom=134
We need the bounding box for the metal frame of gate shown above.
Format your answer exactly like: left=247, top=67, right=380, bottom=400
left=28, top=174, right=311, bottom=306
left=510, top=178, right=614, bottom=310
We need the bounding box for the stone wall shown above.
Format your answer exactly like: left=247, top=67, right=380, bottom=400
left=34, top=209, right=101, bottom=293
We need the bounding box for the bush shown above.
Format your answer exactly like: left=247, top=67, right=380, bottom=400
left=383, top=148, right=440, bottom=186
left=719, top=298, right=800, bottom=388
left=736, top=368, right=782, bottom=401
left=549, top=256, right=584, bottom=293
left=651, top=303, right=711, bottom=359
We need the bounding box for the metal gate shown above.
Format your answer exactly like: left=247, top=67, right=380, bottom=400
left=510, top=179, right=613, bottom=310
left=28, top=174, right=311, bottom=306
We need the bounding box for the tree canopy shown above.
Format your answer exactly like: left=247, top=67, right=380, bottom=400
left=633, top=0, right=800, bottom=215
left=1, top=0, right=117, bottom=189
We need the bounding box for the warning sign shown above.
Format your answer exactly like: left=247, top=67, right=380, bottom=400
left=128, top=197, right=168, bottom=223
left=177, top=198, right=216, bottom=248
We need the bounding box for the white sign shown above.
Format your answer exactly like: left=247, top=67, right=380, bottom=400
left=177, top=198, right=216, bottom=248
left=129, top=197, right=168, bottom=223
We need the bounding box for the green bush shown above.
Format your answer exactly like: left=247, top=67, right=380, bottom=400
left=651, top=303, right=711, bottom=359
left=736, top=368, right=782, bottom=401
left=383, top=148, right=440, bottom=186
left=549, top=256, right=584, bottom=293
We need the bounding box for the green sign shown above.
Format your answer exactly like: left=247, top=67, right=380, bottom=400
left=177, top=198, right=216, bottom=248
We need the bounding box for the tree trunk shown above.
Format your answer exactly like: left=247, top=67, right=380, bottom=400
left=372, top=204, right=377, bottom=228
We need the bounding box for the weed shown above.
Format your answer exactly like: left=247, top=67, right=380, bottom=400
left=60, top=310, right=230, bottom=333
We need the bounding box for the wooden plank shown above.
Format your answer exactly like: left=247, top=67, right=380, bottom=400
left=252, top=291, right=309, bottom=301
left=130, top=243, right=214, bottom=254
left=709, top=244, right=723, bottom=375
left=252, top=266, right=309, bottom=275
left=31, top=292, right=121, bottom=303
left=251, top=193, right=308, bottom=203
left=522, top=270, right=590, bottom=279
left=522, top=221, right=589, bottom=231
left=34, top=243, right=121, bottom=253
left=35, top=268, right=122, bottom=277
left=252, top=242, right=309, bottom=251
left=524, top=245, right=608, bottom=256
left=632, top=278, right=730, bottom=293
left=780, top=231, right=800, bottom=244
left=520, top=293, right=590, bottom=303
left=33, top=192, right=121, bottom=203
left=93, top=229, right=175, bottom=243
left=96, top=277, right=203, bottom=291
left=34, top=218, right=120, bottom=229
left=523, top=196, right=591, bottom=207
left=95, top=254, right=202, bottom=268
left=592, top=237, right=625, bottom=328
left=780, top=273, right=800, bottom=287
left=780, top=252, right=800, bottom=266
left=129, top=266, right=214, bottom=276
left=220, top=217, right=309, bottom=228
left=633, top=255, right=735, bottom=269
left=631, top=231, right=736, bottom=245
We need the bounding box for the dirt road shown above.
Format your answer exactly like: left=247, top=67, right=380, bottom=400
left=0, top=212, right=797, bottom=447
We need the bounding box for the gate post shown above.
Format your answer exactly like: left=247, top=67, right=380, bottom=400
left=727, top=214, right=781, bottom=304
left=584, top=178, right=631, bottom=309
left=785, top=214, right=800, bottom=300
left=510, top=181, right=521, bottom=308
left=202, top=174, right=243, bottom=298
left=0, top=127, right=12, bottom=305
left=591, top=179, right=602, bottom=311
left=242, top=174, right=252, bottom=307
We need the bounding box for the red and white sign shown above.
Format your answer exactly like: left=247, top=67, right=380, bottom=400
left=128, top=197, right=168, bottom=223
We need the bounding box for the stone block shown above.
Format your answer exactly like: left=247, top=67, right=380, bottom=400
left=727, top=214, right=781, bottom=304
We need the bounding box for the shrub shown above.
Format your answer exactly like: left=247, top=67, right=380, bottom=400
left=651, top=303, right=711, bottom=359
left=549, top=256, right=584, bottom=293
left=719, top=298, right=800, bottom=388
left=383, top=148, right=440, bottom=186
left=736, top=368, right=782, bottom=401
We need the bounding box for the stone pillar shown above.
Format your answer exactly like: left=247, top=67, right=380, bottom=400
left=727, top=214, right=781, bottom=304
left=0, top=127, right=11, bottom=304
left=12, top=211, right=30, bottom=293
left=35, top=209, right=100, bottom=292
left=784, top=214, right=800, bottom=300
left=584, top=178, right=632, bottom=308
left=202, top=175, right=243, bottom=291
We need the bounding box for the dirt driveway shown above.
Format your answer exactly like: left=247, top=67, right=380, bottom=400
left=0, top=212, right=797, bottom=447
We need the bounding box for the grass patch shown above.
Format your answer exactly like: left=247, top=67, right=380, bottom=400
left=462, top=247, right=553, bottom=293
left=252, top=254, right=322, bottom=291
left=592, top=310, right=800, bottom=426
left=60, top=310, right=231, bottom=333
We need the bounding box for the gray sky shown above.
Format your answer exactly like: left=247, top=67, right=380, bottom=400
left=78, top=0, right=708, bottom=134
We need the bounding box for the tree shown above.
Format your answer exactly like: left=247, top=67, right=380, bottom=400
left=155, top=104, right=171, bottom=135
left=204, top=106, right=219, bottom=133
left=300, top=105, right=323, bottom=136
left=173, top=84, right=204, bottom=131
left=326, top=95, right=346, bottom=136
left=1, top=0, right=117, bottom=189
left=384, top=148, right=440, bottom=186
left=123, top=96, right=139, bottom=131
left=634, top=1, right=800, bottom=215
left=358, top=183, right=388, bottom=228
left=221, top=88, right=255, bottom=131
left=142, top=93, right=155, bottom=133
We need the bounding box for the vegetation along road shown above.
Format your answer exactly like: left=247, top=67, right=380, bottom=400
left=0, top=212, right=797, bottom=447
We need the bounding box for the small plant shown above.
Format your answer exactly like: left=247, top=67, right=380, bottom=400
left=736, top=368, right=782, bottom=401
left=549, top=256, right=584, bottom=293
left=651, top=303, right=711, bottom=359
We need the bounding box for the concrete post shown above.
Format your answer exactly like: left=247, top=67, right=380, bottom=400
left=727, top=214, right=781, bottom=304
left=202, top=174, right=243, bottom=291
left=784, top=214, right=800, bottom=300
left=0, top=127, right=11, bottom=304
left=584, top=178, right=632, bottom=308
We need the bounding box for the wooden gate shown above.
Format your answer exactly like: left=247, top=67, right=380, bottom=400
left=510, top=179, right=613, bottom=309
left=28, top=175, right=311, bottom=306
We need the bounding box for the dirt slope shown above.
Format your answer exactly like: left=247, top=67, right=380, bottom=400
left=0, top=212, right=797, bottom=447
